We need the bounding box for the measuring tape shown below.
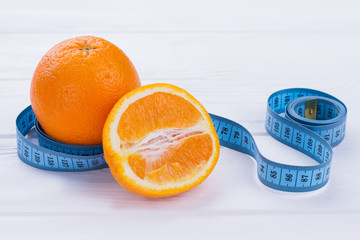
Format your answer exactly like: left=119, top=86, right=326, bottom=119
left=16, top=88, right=347, bottom=192
left=16, top=106, right=107, bottom=171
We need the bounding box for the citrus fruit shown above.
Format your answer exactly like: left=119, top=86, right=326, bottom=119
left=103, top=83, right=220, bottom=197
left=30, top=36, right=141, bottom=145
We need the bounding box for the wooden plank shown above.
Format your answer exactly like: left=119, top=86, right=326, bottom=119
left=1, top=33, right=360, bottom=83
left=0, top=213, right=360, bottom=239
left=1, top=0, right=360, bottom=34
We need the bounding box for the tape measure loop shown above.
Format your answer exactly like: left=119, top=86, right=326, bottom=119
left=16, top=88, right=347, bottom=192
left=16, top=106, right=108, bottom=172
left=210, top=88, right=346, bottom=192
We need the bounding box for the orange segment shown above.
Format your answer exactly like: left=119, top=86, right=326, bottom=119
left=103, top=83, right=220, bottom=198
left=128, top=134, right=213, bottom=184
left=118, top=92, right=202, bottom=142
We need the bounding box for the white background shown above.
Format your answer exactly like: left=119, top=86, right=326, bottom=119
left=1, top=0, right=360, bottom=239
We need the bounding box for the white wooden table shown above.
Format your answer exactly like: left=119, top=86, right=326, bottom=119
left=1, top=1, right=360, bottom=239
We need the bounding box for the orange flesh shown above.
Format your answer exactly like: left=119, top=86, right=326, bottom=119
left=118, top=92, right=202, bottom=142
left=117, top=92, right=213, bottom=184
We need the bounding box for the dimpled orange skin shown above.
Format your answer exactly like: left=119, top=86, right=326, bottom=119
left=30, top=36, right=141, bottom=145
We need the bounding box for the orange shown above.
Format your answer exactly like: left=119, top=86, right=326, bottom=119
left=30, top=36, right=141, bottom=145
left=103, top=83, right=220, bottom=198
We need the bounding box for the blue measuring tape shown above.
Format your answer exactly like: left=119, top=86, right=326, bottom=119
left=16, top=88, right=347, bottom=192
left=16, top=106, right=107, bottom=171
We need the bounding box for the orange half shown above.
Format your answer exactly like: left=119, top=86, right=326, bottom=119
left=102, top=83, right=220, bottom=198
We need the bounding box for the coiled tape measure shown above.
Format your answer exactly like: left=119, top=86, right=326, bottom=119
left=16, top=88, right=347, bottom=192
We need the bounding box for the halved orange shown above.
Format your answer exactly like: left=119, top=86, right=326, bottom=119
left=103, top=83, right=220, bottom=198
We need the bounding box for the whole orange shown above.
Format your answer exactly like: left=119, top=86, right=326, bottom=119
left=30, top=36, right=141, bottom=145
